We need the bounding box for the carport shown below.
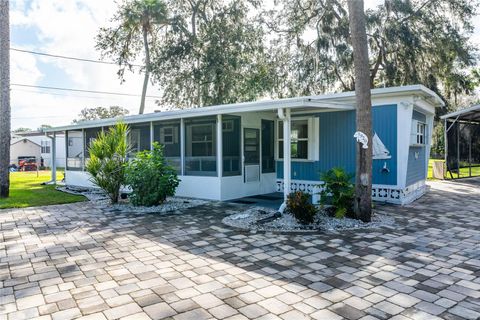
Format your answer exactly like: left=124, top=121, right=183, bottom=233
left=441, top=105, right=480, bottom=179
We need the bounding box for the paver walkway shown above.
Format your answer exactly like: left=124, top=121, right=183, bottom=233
left=1, top=179, right=480, bottom=320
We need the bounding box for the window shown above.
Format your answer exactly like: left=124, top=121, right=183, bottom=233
left=66, top=130, right=84, bottom=171
left=411, top=120, right=426, bottom=145
left=153, top=121, right=181, bottom=172
left=191, top=124, right=214, bottom=155
left=222, top=116, right=241, bottom=176
left=261, top=120, right=275, bottom=173
left=278, top=120, right=309, bottom=159
left=41, top=140, right=51, bottom=154
left=160, top=126, right=176, bottom=144
left=185, top=117, right=217, bottom=176
left=84, top=127, right=102, bottom=157
left=222, top=120, right=234, bottom=132
left=128, top=124, right=150, bottom=156
left=416, top=122, right=426, bottom=144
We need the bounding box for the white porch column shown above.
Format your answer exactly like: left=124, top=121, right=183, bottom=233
left=217, top=114, right=223, bottom=177
left=150, top=121, right=154, bottom=150
left=283, top=109, right=291, bottom=200
left=50, top=132, right=57, bottom=183
left=180, top=118, right=185, bottom=176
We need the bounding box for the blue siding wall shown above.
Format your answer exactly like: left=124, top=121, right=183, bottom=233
left=277, top=104, right=398, bottom=185
left=406, top=147, right=426, bottom=185
left=406, top=110, right=427, bottom=186
left=413, top=110, right=426, bottom=122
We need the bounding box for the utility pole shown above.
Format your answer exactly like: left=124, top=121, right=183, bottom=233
left=0, top=0, right=11, bottom=198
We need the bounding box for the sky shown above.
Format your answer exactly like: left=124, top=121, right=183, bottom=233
left=9, top=0, right=480, bottom=130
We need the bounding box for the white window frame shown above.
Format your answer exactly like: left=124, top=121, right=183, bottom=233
left=222, top=120, right=234, bottom=132
left=410, top=120, right=427, bottom=146
left=189, top=123, right=215, bottom=156
left=276, top=117, right=319, bottom=161
left=41, top=140, right=51, bottom=154
left=159, top=126, right=176, bottom=145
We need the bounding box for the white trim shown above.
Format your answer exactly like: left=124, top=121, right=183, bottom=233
left=180, top=118, right=185, bottom=176
left=217, top=114, right=223, bottom=177
left=441, top=104, right=480, bottom=119
left=282, top=109, right=291, bottom=200
left=150, top=121, right=154, bottom=151
left=277, top=116, right=318, bottom=161
left=397, top=101, right=413, bottom=189
left=410, top=120, right=427, bottom=146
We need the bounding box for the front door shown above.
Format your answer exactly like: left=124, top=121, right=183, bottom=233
left=244, top=128, right=260, bottom=182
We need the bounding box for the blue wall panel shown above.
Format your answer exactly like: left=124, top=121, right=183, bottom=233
left=277, top=104, right=398, bottom=185
left=406, top=110, right=427, bottom=185
left=413, top=110, right=426, bottom=122
left=372, top=105, right=397, bottom=185
left=406, top=146, right=426, bottom=185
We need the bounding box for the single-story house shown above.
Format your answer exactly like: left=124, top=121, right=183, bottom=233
left=14, top=131, right=66, bottom=168
left=44, top=85, right=443, bottom=205
left=10, top=134, right=42, bottom=166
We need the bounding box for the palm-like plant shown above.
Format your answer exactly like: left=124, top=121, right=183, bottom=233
left=320, top=167, right=355, bottom=219
left=86, top=123, right=130, bottom=203
left=96, top=0, right=169, bottom=114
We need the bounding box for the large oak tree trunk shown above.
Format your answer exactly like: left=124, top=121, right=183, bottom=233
left=347, top=0, right=372, bottom=222
left=0, top=0, right=10, bottom=198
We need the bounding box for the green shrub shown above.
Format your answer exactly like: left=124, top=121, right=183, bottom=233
left=86, top=122, right=129, bottom=204
left=125, top=142, right=180, bottom=206
left=319, top=167, right=355, bottom=219
left=286, top=191, right=317, bottom=225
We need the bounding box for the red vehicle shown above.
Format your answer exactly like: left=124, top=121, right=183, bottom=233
left=18, top=158, right=38, bottom=171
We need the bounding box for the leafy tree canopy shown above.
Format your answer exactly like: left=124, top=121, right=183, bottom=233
left=73, top=106, right=130, bottom=124
left=151, top=0, right=273, bottom=108
left=263, top=0, right=479, bottom=109
left=99, top=0, right=480, bottom=112
left=12, top=127, right=32, bottom=133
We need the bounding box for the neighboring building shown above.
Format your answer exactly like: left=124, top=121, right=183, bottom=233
left=10, top=134, right=41, bottom=166
left=14, top=131, right=66, bottom=168
left=45, top=85, right=443, bottom=205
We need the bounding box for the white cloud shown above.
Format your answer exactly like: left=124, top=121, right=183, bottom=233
left=10, top=0, right=161, bottom=130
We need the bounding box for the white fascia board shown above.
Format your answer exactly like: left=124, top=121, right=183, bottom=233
left=44, top=98, right=345, bottom=132
left=440, top=104, right=480, bottom=120
left=44, top=84, right=443, bottom=133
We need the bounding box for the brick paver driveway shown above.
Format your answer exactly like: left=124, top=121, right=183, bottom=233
left=1, top=179, right=480, bottom=320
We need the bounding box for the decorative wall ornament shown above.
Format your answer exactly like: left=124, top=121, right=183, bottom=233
left=353, top=131, right=369, bottom=149
left=372, top=133, right=391, bottom=159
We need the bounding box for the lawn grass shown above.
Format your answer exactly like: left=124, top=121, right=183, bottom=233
left=428, top=159, right=480, bottom=180
left=0, top=171, right=85, bottom=209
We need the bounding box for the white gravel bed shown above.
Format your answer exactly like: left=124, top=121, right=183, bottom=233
left=109, top=198, right=209, bottom=214
left=57, top=186, right=209, bottom=214
left=222, top=207, right=395, bottom=232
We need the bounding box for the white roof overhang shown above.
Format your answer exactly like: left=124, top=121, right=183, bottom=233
left=44, top=84, right=444, bottom=132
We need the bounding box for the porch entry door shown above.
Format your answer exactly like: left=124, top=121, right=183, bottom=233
left=244, top=128, right=260, bottom=183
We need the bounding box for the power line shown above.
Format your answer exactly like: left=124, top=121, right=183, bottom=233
left=10, top=47, right=144, bottom=68
left=12, top=115, right=70, bottom=120
left=11, top=83, right=163, bottom=99
left=12, top=88, right=159, bottom=100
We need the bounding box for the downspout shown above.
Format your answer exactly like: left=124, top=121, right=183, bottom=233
left=278, top=108, right=291, bottom=213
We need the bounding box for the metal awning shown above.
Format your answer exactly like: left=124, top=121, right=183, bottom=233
left=441, top=105, right=480, bottom=123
